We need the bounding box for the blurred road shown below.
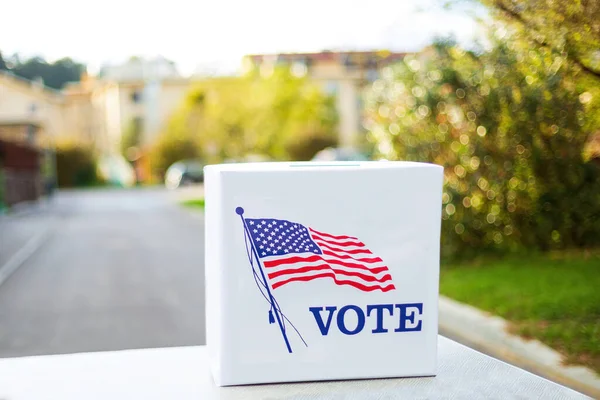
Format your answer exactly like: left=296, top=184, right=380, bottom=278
left=0, top=186, right=205, bottom=358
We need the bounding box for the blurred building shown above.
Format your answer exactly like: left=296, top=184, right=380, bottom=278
left=63, top=56, right=191, bottom=154
left=97, top=56, right=181, bottom=82
left=1, top=57, right=192, bottom=155
left=0, top=57, right=192, bottom=193
left=242, top=50, right=406, bottom=149
left=0, top=71, right=61, bottom=205
left=0, top=70, right=65, bottom=148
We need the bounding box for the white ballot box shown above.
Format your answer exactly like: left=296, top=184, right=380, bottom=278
left=204, top=161, right=444, bottom=386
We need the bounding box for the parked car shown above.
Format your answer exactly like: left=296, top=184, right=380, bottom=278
left=311, top=147, right=369, bottom=162
left=165, top=159, right=204, bottom=190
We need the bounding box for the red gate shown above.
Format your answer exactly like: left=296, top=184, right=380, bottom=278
left=0, top=139, right=42, bottom=206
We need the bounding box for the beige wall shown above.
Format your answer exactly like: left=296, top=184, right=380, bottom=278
left=118, top=84, right=144, bottom=135
left=61, top=78, right=191, bottom=154
left=1, top=72, right=191, bottom=155
left=309, top=61, right=363, bottom=81
left=63, top=94, right=95, bottom=144
left=89, top=85, right=111, bottom=152
left=103, top=84, right=123, bottom=153
left=85, top=80, right=189, bottom=151
left=336, top=80, right=360, bottom=149
left=63, top=82, right=139, bottom=154
left=0, top=125, right=36, bottom=145
left=41, top=101, right=66, bottom=146
left=152, top=82, right=189, bottom=144
left=0, top=73, right=65, bottom=147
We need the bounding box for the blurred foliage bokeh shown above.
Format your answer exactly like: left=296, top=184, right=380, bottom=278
left=55, top=140, right=100, bottom=188
left=0, top=51, right=85, bottom=90
left=365, top=28, right=600, bottom=258
left=475, top=0, right=600, bottom=79
left=149, top=66, right=337, bottom=177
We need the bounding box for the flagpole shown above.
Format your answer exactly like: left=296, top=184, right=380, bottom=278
left=236, top=207, right=293, bottom=354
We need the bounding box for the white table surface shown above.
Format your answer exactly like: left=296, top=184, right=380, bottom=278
left=0, top=336, right=589, bottom=400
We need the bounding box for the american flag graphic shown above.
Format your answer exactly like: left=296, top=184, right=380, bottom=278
left=245, top=218, right=396, bottom=292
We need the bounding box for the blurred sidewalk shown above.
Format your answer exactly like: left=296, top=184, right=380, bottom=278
left=0, top=187, right=206, bottom=357
left=0, top=199, right=58, bottom=286
left=169, top=183, right=204, bottom=203
left=439, top=296, right=600, bottom=398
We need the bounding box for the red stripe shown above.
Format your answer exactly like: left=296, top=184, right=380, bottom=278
left=322, top=250, right=383, bottom=263
left=267, top=264, right=393, bottom=283
left=263, top=255, right=390, bottom=274
left=308, top=228, right=357, bottom=241
left=310, top=233, right=365, bottom=247
left=315, top=241, right=373, bottom=255
left=263, top=255, right=321, bottom=268
left=271, top=272, right=396, bottom=292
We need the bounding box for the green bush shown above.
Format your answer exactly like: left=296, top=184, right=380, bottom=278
left=284, top=130, right=338, bottom=161
left=149, top=135, right=200, bottom=179
left=55, top=141, right=100, bottom=188
left=364, top=38, right=600, bottom=258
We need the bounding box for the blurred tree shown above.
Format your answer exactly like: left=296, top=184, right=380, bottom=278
left=156, top=67, right=338, bottom=164
left=2, top=55, right=86, bottom=89
left=479, top=0, right=600, bottom=78
left=364, top=37, right=600, bottom=257
left=121, top=117, right=143, bottom=160
left=0, top=51, right=8, bottom=71
left=148, top=115, right=202, bottom=180
left=243, top=66, right=338, bottom=160
left=284, top=130, right=338, bottom=161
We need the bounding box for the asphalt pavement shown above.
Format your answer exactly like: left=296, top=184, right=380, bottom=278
left=0, top=187, right=205, bottom=358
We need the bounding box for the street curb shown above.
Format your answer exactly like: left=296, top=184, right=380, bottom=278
left=0, top=221, right=54, bottom=288
left=0, top=199, right=51, bottom=222
left=439, top=295, right=600, bottom=399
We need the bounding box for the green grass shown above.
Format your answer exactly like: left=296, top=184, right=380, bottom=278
left=181, top=198, right=205, bottom=210
left=440, top=251, right=600, bottom=373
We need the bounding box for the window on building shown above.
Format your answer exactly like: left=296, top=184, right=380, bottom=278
left=342, top=54, right=358, bottom=71
left=324, top=81, right=338, bottom=96
left=291, top=62, right=308, bottom=77
left=366, top=69, right=378, bottom=83
left=131, top=91, right=142, bottom=103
